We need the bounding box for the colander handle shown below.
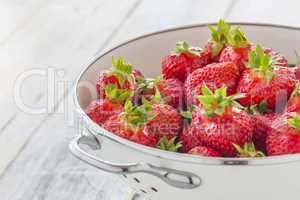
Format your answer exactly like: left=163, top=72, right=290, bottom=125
left=69, top=129, right=201, bottom=189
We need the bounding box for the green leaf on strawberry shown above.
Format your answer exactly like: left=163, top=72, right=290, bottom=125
left=227, top=26, right=250, bottom=48
left=245, top=44, right=275, bottom=81
left=157, top=136, right=182, bottom=152
left=287, top=113, right=300, bottom=132
left=180, top=105, right=196, bottom=120
left=208, top=19, right=231, bottom=57
left=104, top=84, right=133, bottom=103
left=197, top=84, right=245, bottom=118
left=173, top=41, right=200, bottom=57
left=108, top=57, right=134, bottom=87
left=233, top=143, right=265, bottom=158
left=246, top=100, right=272, bottom=115
left=123, top=100, right=157, bottom=128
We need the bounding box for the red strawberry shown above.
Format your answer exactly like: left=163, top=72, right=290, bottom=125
left=266, top=112, right=300, bottom=156
left=293, top=65, right=300, bottom=80
left=237, top=44, right=297, bottom=111
left=180, top=125, right=203, bottom=153
left=85, top=99, right=124, bottom=125
left=188, top=146, right=221, bottom=157
left=252, top=112, right=278, bottom=152
left=96, top=57, right=138, bottom=101
left=103, top=100, right=157, bottom=147
left=146, top=103, right=183, bottom=140
left=233, top=143, right=265, bottom=158
left=184, top=61, right=240, bottom=106
left=219, top=46, right=250, bottom=72
left=162, top=41, right=210, bottom=82
left=137, top=77, right=184, bottom=109
left=191, top=85, right=254, bottom=157
left=285, top=82, right=300, bottom=113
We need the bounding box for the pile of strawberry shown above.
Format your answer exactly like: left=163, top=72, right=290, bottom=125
left=85, top=20, right=300, bottom=158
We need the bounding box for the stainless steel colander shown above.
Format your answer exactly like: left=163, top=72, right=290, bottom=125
left=70, top=23, right=300, bottom=200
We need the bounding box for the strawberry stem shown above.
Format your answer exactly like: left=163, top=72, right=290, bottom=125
left=287, top=113, right=300, bottom=132
left=173, top=41, right=200, bottom=57
left=157, top=136, right=182, bottom=152
left=246, top=44, right=274, bottom=81
left=197, top=85, right=245, bottom=118
left=233, top=143, right=265, bottom=158
left=123, top=100, right=157, bottom=128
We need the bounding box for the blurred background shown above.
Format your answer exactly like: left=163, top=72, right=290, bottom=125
left=0, top=0, right=299, bottom=199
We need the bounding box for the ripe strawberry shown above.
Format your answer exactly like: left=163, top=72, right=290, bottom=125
left=180, top=125, right=203, bottom=153
left=184, top=61, right=240, bottom=106
left=103, top=100, right=157, bottom=147
left=96, top=57, right=138, bottom=102
left=285, top=82, right=300, bottom=113
left=252, top=112, right=278, bottom=152
left=233, top=143, right=265, bottom=158
left=162, top=41, right=210, bottom=82
left=85, top=99, right=124, bottom=125
left=188, top=146, right=221, bottom=157
left=146, top=103, right=183, bottom=140
left=237, top=44, right=297, bottom=111
left=137, top=77, right=184, bottom=109
left=191, top=85, right=254, bottom=157
left=217, top=24, right=252, bottom=72
left=266, top=112, right=300, bottom=156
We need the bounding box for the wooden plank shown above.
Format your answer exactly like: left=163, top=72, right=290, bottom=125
left=0, top=0, right=48, bottom=43
left=226, top=0, right=300, bottom=26
left=0, top=112, right=130, bottom=200
left=0, top=0, right=140, bottom=175
left=0, top=1, right=235, bottom=199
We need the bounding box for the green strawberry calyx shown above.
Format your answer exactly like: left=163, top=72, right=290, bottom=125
left=197, top=84, right=245, bottom=118
left=233, top=143, right=265, bottom=158
left=287, top=113, right=300, bottom=132
left=104, top=84, right=133, bottom=103
left=157, top=136, right=182, bottom=152
left=227, top=26, right=250, bottom=49
left=108, top=57, right=134, bottom=87
left=173, top=41, right=200, bottom=57
left=246, top=44, right=275, bottom=81
left=180, top=105, right=196, bottom=120
left=291, top=82, right=300, bottom=99
left=247, top=100, right=272, bottom=115
left=208, top=19, right=250, bottom=57
left=123, top=100, right=157, bottom=128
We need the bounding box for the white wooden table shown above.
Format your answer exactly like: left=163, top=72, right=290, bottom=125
left=0, top=0, right=299, bottom=199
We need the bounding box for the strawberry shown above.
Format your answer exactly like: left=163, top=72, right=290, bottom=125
left=233, top=143, right=265, bottom=158
left=96, top=57, right=138, bottom=102
left=188, top=146, right=221, bottom=157
left=180, top=125, right=203, bottom=153
left=162, top=41, right=210, bottom=82
left=184, top=61, right=240, bottom=107
left=237, top=44, right=297, bottom=111
left=191, top=85, right=254, bottom=157
left=217, top=25, right=251, bottom=72
left=252, top=112, right=278, bottom=153
left=266, top=112, right=300, bottom=156
left=285, top=82, right=300, bottom=113
left=137, top=77, right=184, bottom=109
left=146, top=103, right=183, bottom=140
left=85, top=99, right=124, bottom=125
left=103, top=100, right=157, bottom=147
